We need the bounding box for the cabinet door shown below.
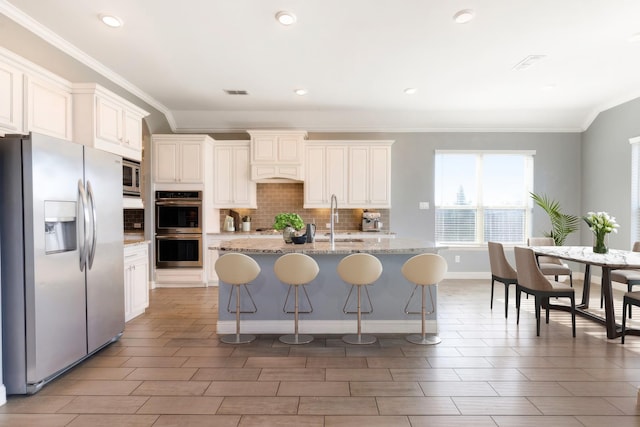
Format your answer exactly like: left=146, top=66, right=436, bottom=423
left=232, top=146, right=255, bottom=206
left=326, top=146, right=348, bottom=204
left=369, top=146, right=391, bottom=206
left=252, top=135, right=277, bottom=162
left=348, top=146, right=369, bottom=206
left=277, top=135, right=301, bottom=162
left=304, top=145, right=326, bottom=206
left=96, top=96, right=123, bottom=145
left=0, top=62, right=23, bottom=134
left=154, top=141, right=179, bottom=182
left=179, top=142, right=203, bottom=183
left=123, top=108, right=143, bottom=151
left=25, top=75, right=72, bottom=140
left=131, top=256, right=149, bottom=313
left=214, top=146, right=233, bottom=205
left=124, top=265, right=133, bottom=321
left=206, top=246, right=220, bottom=284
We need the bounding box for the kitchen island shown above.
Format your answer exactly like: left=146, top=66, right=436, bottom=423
left=211, top=238, right=442, bottom=335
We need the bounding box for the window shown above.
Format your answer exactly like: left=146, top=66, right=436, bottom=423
left=630, top=137, right=640, bottom=242
left=434, top=150, right=534, bottom=245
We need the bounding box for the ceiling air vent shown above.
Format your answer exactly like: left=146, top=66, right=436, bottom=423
left=224, top=89, right=249, bottom=95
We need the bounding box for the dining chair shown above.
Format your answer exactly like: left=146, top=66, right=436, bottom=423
left=609, top=241, right=640, bottom=317
left=514, top=246, right=576, bottom=337
left=622, top=290, right=640, bottom=343
left=527, top=237, right=573, bottom=287
left=488, top=242, right=518, bottom=318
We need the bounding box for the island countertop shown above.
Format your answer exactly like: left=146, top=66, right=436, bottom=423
left=211, top=237, right=440, bottom=255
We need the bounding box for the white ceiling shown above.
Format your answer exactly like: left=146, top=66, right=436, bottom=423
left=3, top=0, right=640, bottom=133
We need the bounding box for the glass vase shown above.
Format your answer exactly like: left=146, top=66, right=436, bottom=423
left=282, top=226, right=295, bottom=243
left=593, top=232, right=608, bottom=254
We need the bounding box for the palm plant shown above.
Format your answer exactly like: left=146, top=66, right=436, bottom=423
left=530, top=192, right=579, bottom=246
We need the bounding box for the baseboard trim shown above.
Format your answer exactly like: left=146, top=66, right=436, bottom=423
left=216, top=319, right=437, bottom=335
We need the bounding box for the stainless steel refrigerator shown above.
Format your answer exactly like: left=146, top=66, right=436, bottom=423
left=0, top=132, right=124, bottom=394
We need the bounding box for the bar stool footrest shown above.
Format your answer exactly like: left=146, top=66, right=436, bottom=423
left=406, top=334, right=441, bottom=345
left=342, top=334, right=376, bottom=345
left=279, top=334, right=313, bottom=345
left=221, top=333, right=255, bottom=344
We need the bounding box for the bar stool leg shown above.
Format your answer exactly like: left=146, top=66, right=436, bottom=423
left=406, top=284, right=441, bottom=345
left=280, top=285, right=313, bottom=345
left=221, top=284, right=255, bottom=344
left=343, top=285, right=376, bottom=345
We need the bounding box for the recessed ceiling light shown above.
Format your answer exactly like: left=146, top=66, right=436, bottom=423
left=629, top=32, right=640, bottom=43
left=99, top=14, right=123, bottom=28
left=404, top=88, right=417, bottom=95
left=294, top=88, right=308, bottom=96
left=276, top=11, right=297, bottom=26
left=453, top=9, right=474, bottom=24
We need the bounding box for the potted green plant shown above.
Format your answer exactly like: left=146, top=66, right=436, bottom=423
left=273, top=213, right=304, bottom=243
left=530, top=192, right=579, bottom=246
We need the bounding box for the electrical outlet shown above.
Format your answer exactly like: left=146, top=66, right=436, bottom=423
left=419, top=202, right=430, bottom=210
left=133, top=223, right=142, bottom=229
left=454, top=255, right=460, bottom=263
left=326, top=223, right=331, bottom=229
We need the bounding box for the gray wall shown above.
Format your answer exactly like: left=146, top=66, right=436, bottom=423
left=310, top=132, right=582, bottom=273
left=582, top=97, right=640, bottom=250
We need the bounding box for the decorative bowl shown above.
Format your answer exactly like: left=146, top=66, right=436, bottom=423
left=291, top=235, right=307, bottom=244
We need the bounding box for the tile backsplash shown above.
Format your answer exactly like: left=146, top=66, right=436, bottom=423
left=219, top=183, right=389, bottom=232
left=124, top=209, right=144, bottom=231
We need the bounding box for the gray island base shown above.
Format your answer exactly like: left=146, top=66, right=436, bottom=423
left=211, top=238, right=443, bottom=336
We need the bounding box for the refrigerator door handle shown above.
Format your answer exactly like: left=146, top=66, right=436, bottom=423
left=86, top=180, right=98, bottom=270
left=77, top=179, right=90, bottom=272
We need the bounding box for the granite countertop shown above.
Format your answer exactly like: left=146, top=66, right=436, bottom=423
left=208, top=229, right=395, bottom=237
left=124, top=232, right=149, bottom=246
left=211, top=237, right=439, bottom=255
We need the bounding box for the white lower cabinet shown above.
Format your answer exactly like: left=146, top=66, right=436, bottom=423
left=124, top=243, right=149, bottom=322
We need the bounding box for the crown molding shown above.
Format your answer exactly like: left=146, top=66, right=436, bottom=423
left=0, top=0, right=177, bottom=131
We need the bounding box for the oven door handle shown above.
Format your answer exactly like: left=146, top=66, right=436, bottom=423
left=155, top=200, right=202, bottom=206
left=155, top=234, right=202, bottom=239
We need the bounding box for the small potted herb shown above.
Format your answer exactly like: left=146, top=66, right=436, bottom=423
left=274, top=213, right=304, bottom=243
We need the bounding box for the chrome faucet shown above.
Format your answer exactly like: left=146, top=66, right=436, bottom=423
left=330, top=193, right=338, bottom=248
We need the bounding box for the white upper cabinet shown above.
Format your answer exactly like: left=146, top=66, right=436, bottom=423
left=214, top=141, right=257, bottom=208
left=73, top=83, right=149, bottom=161
left=347, top=142, right=393, bottom=208
left=304, top=143, right=348, bottom=208
left=248, top=130, right=307, bottom=181
left=0, top=47, right=72, bottom=139
left=152, top=134, right=213, bottom=184
left=25, top=74, right=73, bottom=141
left=0, top=60, right=24, bottom=135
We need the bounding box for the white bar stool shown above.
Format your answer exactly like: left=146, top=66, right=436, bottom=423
left=215, top=253, right=261, bottom=344
left=274, top=253, right=319, bottom=345
left=402, top=253, right=448, bottom=345
left=337, top=253, right=383, bottom=345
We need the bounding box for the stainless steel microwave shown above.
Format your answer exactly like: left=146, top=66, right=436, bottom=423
left=122, top=159, right=141, bottom=197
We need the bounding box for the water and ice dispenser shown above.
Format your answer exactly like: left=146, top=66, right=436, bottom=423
left=44, top=201, right=77, bottom=254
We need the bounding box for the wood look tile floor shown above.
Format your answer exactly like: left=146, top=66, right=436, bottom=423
left=2, top=279, right=640, bottom=426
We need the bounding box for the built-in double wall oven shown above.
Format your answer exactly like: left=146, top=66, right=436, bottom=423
left=155, top=190, right=202, bottom=268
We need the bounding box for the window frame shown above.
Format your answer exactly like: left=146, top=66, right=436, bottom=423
left=434, top=149, right=535, bottom=247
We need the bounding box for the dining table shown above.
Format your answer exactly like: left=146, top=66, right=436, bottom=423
left=530, top=245, right=640, bottom=339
